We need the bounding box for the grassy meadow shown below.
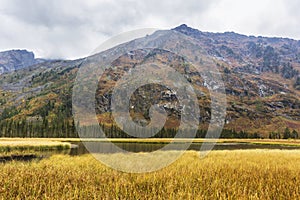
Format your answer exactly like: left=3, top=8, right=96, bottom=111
left=0, top=149, right=300, bottom=199
left=0, top=138, right=71, bottom=156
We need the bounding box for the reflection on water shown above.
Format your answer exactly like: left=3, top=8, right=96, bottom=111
left=0, top=149, right=71, bottom=163
left=69, top=142, right=300, bottom=155
left=0, top=154, right=39, bottom=163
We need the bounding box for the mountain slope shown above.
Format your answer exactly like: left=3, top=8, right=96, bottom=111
left=174, top=24, right=300, bottom=80
left=0, top=25, right=299, bottom=138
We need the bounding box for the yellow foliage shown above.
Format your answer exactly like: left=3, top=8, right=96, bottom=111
left=0, top=150, right=300, bottom=199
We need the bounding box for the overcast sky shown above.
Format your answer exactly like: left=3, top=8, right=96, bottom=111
left=0, top=0, right=299, bottom=59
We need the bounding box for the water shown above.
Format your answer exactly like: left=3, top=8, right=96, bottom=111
left=2, top=141, right=300, bottom=162
left=0, top=154, right=39, bottom=163
left=69, top=141, right=300, bottom=155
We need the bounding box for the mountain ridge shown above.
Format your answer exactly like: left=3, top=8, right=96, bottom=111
left=173, top=24, right=299, bottom=41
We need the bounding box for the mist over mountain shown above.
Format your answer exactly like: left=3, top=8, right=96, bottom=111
left=0, top=24, right=299, bottom=138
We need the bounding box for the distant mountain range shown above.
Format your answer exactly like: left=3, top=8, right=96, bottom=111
left=0, top=24, right=299, bottom=138
left=0, top=49, right=47, bottom=74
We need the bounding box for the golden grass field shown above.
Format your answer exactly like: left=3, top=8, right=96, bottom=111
left=0, top=138, right=71, bottom=156
left=0, top=149, right=300, bottom=199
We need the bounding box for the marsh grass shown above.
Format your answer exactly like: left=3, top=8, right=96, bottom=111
left=0, top=139, right=71, bottom=157
left=0, top=150, right=300, bottom=199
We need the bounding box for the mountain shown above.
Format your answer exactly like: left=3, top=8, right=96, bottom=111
left=0, top=49, right=47, bottom=74
left=0, top=25, right=299, bottom=138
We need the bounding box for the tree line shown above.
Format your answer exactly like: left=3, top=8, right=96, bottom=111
left=0, top=118, right=77, bottom=138
left=0, top=116, right=298, bottom=139
left=269, top=127, right=299, bottom=139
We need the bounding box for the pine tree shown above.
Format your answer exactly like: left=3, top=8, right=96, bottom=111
left=283, top=127, right=291, bottom=139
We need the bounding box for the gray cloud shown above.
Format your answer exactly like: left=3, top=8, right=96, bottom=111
left=0, top=0, right=299, bottom=59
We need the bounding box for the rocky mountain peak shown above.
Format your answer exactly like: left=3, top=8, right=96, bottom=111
left=0, top=49, right=43, bottom=74
left=172, top=24, right=203, bottom=36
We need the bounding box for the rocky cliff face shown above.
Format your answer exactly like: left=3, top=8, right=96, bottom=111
left=0, top=50, right=45, bottom=74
